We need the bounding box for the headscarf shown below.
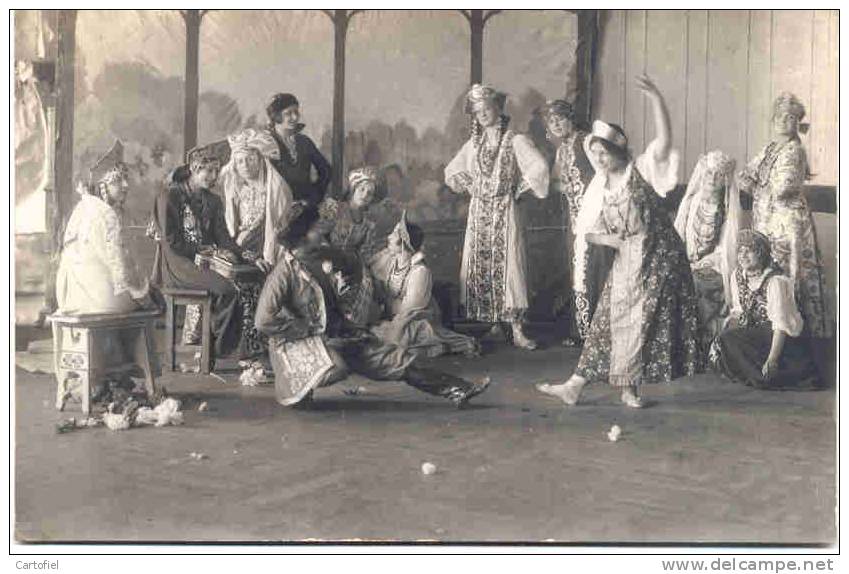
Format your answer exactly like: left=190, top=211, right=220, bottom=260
left=737, top=229, right=775, bottom=271
left=675, top=150, right=741, bottom=303
left=397, top=210, right=424, bottom=253
left=773, top=92, right=809, bottom=135
left=220, top=128, right=293, bottom=265
left=347, top=165, right=387, bottom=204
left=589, top=119, right=628, bottom=152
left=464, top=84, right=507, bottom=115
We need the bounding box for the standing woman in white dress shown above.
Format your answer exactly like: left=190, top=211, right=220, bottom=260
left=444, top=84, right=550, bottom=350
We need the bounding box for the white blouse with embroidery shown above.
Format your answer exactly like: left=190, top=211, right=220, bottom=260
left=728, top=270, right=804, bottom=337
left=56, top=194, right=145, bottom=314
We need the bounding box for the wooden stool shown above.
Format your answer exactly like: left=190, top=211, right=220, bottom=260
left=48, top=309, right=162, bottom=415
left=162, top=288, right=213, bottom=374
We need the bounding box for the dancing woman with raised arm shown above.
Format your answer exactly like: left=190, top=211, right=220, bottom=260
left=537, top=76, right=701, bottom=408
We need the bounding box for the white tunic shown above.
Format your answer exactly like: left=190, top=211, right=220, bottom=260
left=56, top=194, right=145, bottom=314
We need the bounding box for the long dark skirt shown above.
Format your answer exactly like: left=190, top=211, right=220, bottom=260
left=710, top=326, right=821, bottom=390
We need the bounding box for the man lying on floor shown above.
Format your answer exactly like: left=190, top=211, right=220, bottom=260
left=254, top=209, right=490, bottom=408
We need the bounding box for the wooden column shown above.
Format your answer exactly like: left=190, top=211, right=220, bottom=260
left=323, top=9, right=362, bottom=193
left=51, top=10, right=76, bottom=250
left=574, top=10, right=599, bottom=127
left=181, top=10, right=207, bottom=155
left=460, top=9, right=501, bottom=85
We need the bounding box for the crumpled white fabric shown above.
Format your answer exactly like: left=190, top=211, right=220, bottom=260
left=135, top=397, right=184, bottom=427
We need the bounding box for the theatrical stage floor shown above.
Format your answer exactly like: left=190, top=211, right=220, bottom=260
left=14, top=337, right=836, bottom=545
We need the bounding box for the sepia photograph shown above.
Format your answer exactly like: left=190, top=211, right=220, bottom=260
left=10, top=5, right=839, bottom=552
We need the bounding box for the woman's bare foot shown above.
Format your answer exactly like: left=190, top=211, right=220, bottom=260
left=620, top=387, right=643, bottom=408
left=511, top=323, right=538, bottom=350
left=536, top=377, right=585, bottom=406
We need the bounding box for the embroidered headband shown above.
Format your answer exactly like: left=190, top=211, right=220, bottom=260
left=591, top=120, right=627, bottom=150
left=187, top=140, right=230, bottom=172
left=347, top=165, right=387, bottom=203
left=543, top=99, right=575, bottom=121
left=465, top=83, right=507, bottom=115
left=89, top=140, right=128, bottom=186
left=227, top=128, right=279, bottom=161
left=737, top=229, right=772, bottom=261
left=773, top=92, right=806, bottom=121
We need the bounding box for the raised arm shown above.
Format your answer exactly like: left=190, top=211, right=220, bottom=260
left=636, top=74, right=672, bottom=161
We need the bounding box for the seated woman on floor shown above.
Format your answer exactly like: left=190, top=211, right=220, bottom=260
left=57, top=140, right=152, bottom=314
left=674, top=150, right=741, bottom=350
left=313, top=166, right=387, bottom=326
left=369, top=211, right=480, bottom=359
left=710, top=229, right=820, bottom=390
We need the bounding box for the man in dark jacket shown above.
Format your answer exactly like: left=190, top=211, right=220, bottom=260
left=150, top=142, right=265, bottom=360
left=254, top=211, right=490, bottom=408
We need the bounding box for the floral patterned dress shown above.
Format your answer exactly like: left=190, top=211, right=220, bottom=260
left=317, top=198, right=379, bottom=327
left=228, top=181, right=270, bottom=358
left=554, top=130, right=614, bottom=339
left=739, top=139, right=831, bottom=338
left=444, top=129, right=549, bottom=323
left=575, top=142, right=701, bottom=387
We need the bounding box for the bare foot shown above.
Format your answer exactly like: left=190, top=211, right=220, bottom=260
left=620, top=388, right=643, bottom=408
left=512, top=325, right=538, bottom=350
left=536, top=379, right=584, bottom=406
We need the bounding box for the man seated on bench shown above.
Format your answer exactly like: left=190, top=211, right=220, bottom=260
left=149, top=142, right=266, bottom=366
left=56, top=140, right=153, bottom=314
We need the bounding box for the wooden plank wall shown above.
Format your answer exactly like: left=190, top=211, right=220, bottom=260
left=594, top=10, right=838, bottom=185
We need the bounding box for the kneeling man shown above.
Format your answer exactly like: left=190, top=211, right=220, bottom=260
left=255, top=212, right=490, bottom=408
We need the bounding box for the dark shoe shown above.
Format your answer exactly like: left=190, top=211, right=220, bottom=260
left=292, top=390, right=315, bottom=409
left=449, top=376, right=491, bottom=409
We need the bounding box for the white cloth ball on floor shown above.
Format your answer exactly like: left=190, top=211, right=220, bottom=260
left=421, top=462, right=437, bottom=475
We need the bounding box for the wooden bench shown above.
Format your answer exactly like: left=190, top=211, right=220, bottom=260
left=48, top=309, right=161, bottom=415
left=162, top=288, right=213, bottom=375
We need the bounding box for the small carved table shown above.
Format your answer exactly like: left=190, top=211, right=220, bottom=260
left=48, top=309, right=161, bottom=415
